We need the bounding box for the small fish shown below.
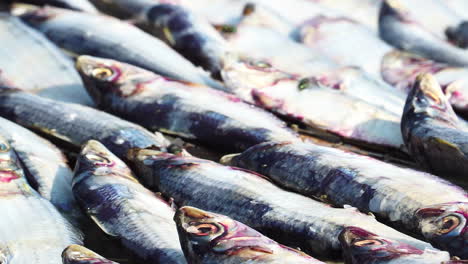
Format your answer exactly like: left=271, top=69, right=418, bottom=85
left=16, top=0, right=98, bottom=12
left=0, top=116, right=81, bottom=224
left=339, top=226, right=453, bottom=264
left=0, top=86, right=170, bottom=159
left=379, top=0, right=468, bottom=67
left=222, top=56, right=405, bottom=149
left=77, top=55, right=299, bottom=152
left=0, top=134, right=82, bottom=263
left=221, top=141, right=468, bottom=258
left=402, top=73, right=468, bottom=182
left=299, top=15, right=392, bottom=78
left=128, top=149, right=434, bottom=258
left=62, top=245, right=118, bottom=264
left=72, top=140, right=187, bottom=263
left=0, top=13, right=93, bottom=105
left=18, top=5, right=223, bottom=90
left=175, top=206, right=325, bottom=263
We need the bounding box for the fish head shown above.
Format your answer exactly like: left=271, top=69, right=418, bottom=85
left=0, top=135, right=23, bottom=184
left=339, top=226, right=430, bottom=263
left=73, top=140, right=137, bottom=185
left=175, top=206, right=278, bottom=261
left=62, top=245, right=117, bottom=264
left=417, top=202, right=468, bottom=258
left=221, top=54, right=297, bottom=101
left=76, top=56, right=158, bottom=105
left=404, top=73, right=458, bottom=125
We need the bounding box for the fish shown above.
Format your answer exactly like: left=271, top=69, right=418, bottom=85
left=16, top=0, right=98, bottom=12
left=0, top=134, right=82, bottom=263
left=220, top=140, right=468, bottom=257
left=0, top=116, right=81, bottom=224
left=73, top=140, right=187, bottom=263
left=445, top=0, right=468, bottom=19
left=221, top=56, right=405, bottom=150
left=379, top=0, right=468, bottom=67
left=76, top=55, right=299, bottom=152
left=62, top=245, right=118, bottom=264
left=175, top=206, right=325, bottom=263
left=402, top=73, right=468, bottom=181
left=339, top=226, right=454, bottom=264
left=0, top=13, right=93, bottom=105
left=0, top=86, right=170, bottom=160
left=382, top=50, right=468, bottom=118
left=299, top=15, right=392, bottom=78
left=18, top=5, right=223, bottom=90
left=128, top=149, right=435, bottom=258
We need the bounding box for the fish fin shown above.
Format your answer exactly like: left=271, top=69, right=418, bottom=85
left=219, top=153, right=240, bottom=165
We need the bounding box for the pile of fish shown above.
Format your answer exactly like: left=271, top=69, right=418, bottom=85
left=0, top=0, right=467, bottom=263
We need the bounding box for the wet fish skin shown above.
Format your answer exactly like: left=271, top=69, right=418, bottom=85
left=0, top=87, right=170, bottom=159
left=339, top=227, right=451, bottom=264
left=138, top=3, right=228, bottom=78
left=62, top=245, right=118, bottom=264
left=175, top=206, right=325, bottom=264
left=0, top=13, right=93, bottom=105
left=379, top=0, right=468, bottom=67
left=128, top=149, right=435, bottom=258
left=0, top=134, right=82, bottom=263
left=381, top=50, right=468, bottom=117
left=72, top=140, right=187, bottom=263
left=0, top=116, right=82, bottom=224
left=221, top=141, right=468, bottom=257
left=17, top=0, right=98, bottom=12
left=402, top=73, right=468, bottom=179
left=19, top=5, right=222, bottom=89
left=221, top=56, right=405, bottom=149
left=77, top=55, right=299, bottom=152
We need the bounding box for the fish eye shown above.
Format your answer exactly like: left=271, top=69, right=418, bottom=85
left=0, top=143, right=9, bottom=152
left=91, top=67, right=114, bottom=80
left=298, top=78, right=311, bottom=91
left=215, top=24, right=237, bottom=34
left=85, top=153, right=112, bottom=165
left=242, top=3, right=255, bottom=16
left=439, top=216, right=460, bottom=234
left=188, top=223, right=221, bottom=236
left=354, top=239, right=383, bottom=247
left=253, top=61, right=271, bottom=69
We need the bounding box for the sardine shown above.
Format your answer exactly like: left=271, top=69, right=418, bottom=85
left=222, top=57, right=405, bottom=149
left=0, top=87, right=170, bottom=159
left=175, top=206, right=325, bottom=263
left=0, top=116, right=81, bottom=223
left=221, top=140, right=468, bottom=257
left=402, top=73, right=468, bottom=181
left=339, top=227, right=453, bottom=264
left=379, top=0, right=468, bottom=67
left=76, top=56, right=299, bottom=152
left=0, top=13, right=93, bottom=105
left=62, top=245, right=118, bottom=264
left=73, top=140, right=187, bottom=263
left=382, top=50, right=468, bottom=117
left=16, top=0, right=98, bottom=12
left=128, top=149, right=435, bottom=258
left=18, top=6, right=223, bottom=90
left=0, top=134, right=82, bottom=263
left=299, top=16, right=392, bottom=78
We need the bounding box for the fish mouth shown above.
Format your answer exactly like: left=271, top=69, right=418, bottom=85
left=339, top=226, right=376, bottom=246
left=414, top=73, right=446, bottom=104
left=416, top=202, right=468, bottom=258
left=176, top=206, right=214, bottom=225
left=62, top=245, right=113, bottom=263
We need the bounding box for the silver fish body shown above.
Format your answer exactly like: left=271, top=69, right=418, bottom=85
left=0, top=88, right=170, bottom=159
left=402, top=74, right=468, bottom=180
left=176, top=206, right=325, bottom=264
left=222, top=57, right=405, bottom=149
left=222, top=141, right=468, bottom=257
left=339, top=227, right=452, bottom=264
left=73, top=140, right=187, bottom=263
left=128, top=149, right=435, bottom=258
left=77, top=56, right=299, bottom=152
left=379, top=0, right=468, bottom=67
left=19, top=6, right=222, bottom=89
left=0, top=116, right=81, bottom=223
left=62, top=245, right=118, bottom=264
left=0, top=135, right=82, bottom=263
left=0, top=13, right=93, bottom=105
